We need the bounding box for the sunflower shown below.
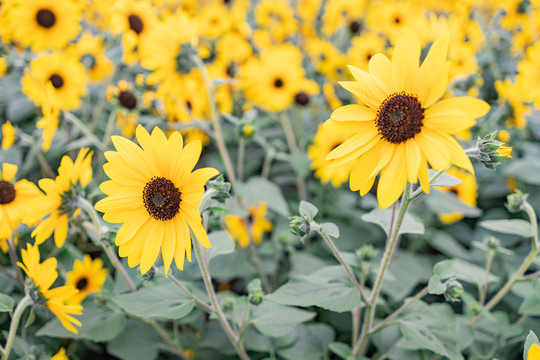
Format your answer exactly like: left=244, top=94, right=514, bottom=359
left=366, top=1, right=424, bottom=43
left=107, top=80, right=140, bottom=137
left=308, top=125, right=356, bottom=188
left=322, top=0, right=365, bottom=37
left=224, top=202, right=273, bottom=248
left=240, top=45, right=309, bottom=112
left=9, top=0, right=81, bottom=51
left=36, top=84, right=62, bottom=152
left=29, top=148, right=93, bottom=247
left=324, top=34, right=490, bottom=209
left=67, top=31, right=114, bottom=83
left=21, top=52, right=87, bottom=111
left=495, top=78, right=530, bottom=129
left=255, top=0, right=297, bottom=43
left=306, top=38, right=347, bottom=81
left=197, top=2, right=231, bottom=38
left=347, top=34, right=386, bottom=71
left=66, top=255, right=108, bottom=303
left=95, top=125, right=219, bottom=275
left=0, top=163, right=42, bottom=240
left=436, top=167, right=478, bottom=224
left=1, top=121, right=15, bottom=150
left=17, top=243, right=82, bottom=333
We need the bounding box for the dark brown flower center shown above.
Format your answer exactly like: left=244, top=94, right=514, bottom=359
left=128, top=14, right=144, bottom=34
left=376, top=92, right=424, bottom=144
left=118, top=90, right=137, bottom=109
left=274, top=78, right=284, bottom=88
left=49, top=74, right=64, bottom=89
left=226, top=61, right=236, bottom=78
left=394, top=16, right=401, bottom=24
left=0, top=181, right=15, bottom=205
left=349, top=20, right=362, bottom=34
left=76, top=277, right=88, bottom=290
left=36, top=9, right=56, bottom=28
left=142, top=177, right=181, bottom=221
left=295, top=91, right=310, bottom=106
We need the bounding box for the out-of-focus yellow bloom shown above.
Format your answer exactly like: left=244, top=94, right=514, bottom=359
left=1, top=121, right=15, bottom=150
left=224, top=202, right=273, bottom=248
left=66, top=255, right=108, bottom=303
left=437, top=167, right=478, bottom=224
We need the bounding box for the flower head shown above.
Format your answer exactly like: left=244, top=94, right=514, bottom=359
left=324, top=34, right=490, bottom=208
left=66, top=255, right=108, bottom=303
left=95, top=125, right=219, bottom=275
left=224, top=202, right=273, bottom=248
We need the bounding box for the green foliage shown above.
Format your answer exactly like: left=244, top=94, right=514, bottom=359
left=362, top=207, right=425, bottom=235
left=479, top=219, right=534, bottom=237
left=0, top=293, right=14, bottom=313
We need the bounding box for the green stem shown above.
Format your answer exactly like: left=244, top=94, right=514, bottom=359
left=237, top=138, right=245, bottom=182
left=2, top=295, right=31, bottom=360
left=261, top=148, right=274, bottom=179
left=191, top=55, right=237, bottom=186
left=193, top=241, right=251, bottom=360
left=411, top=168, right=448, bottom=201
left=248, top=243, right=272, bottom=294
left=314, top=228, right=370, bottom=305
left=353, top=183, right=413, bottom=356
left=145, top=318, right=190, bottom=360
left=480, top=250, right=495, bottom=305
left=279, top=113, right=307, bottom=201
left=18, top=132, right=55, bottom=178
left=6, top=235, right=24, bottom=288
left=77, top=197, right=137, bottom=292
left=469, top=201, right=539, bottom=325
left=64, top=112, right=107, bottom=152
left=369, top=287, right=428, bottom=335
left=168, top=274, right=214, bottom=312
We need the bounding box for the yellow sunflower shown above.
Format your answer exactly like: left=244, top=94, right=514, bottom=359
left=17, top=243, right=82, bottom=333
left=324, top=34, right=490, bottom=209
left=495, top=78, right=530, bottom=129
left=29, top=148, right=93, bottom=247
left=9, top=0, right=81, bottom=51
left=21, top=52, right=87, bottom=111
left=197, top=2, right=231, bottom=38
left=347, top=34, right=387, bottom=71
left=322, top=0, right=365, bottom=37
left=95, top=125, right=219, bottom=275
left=66, top=255, right=108, bottom=303
left=436, top=167, right=478, bottom=224
left=67, top=31, right=114, bottom=83
left=107, top=80, right=140, bottom=137
left=224, top=202, right=273, bottom=248
left=308, top=125, right=356, bottom=188
left=255, top=0, right=297, bottom=43
left=0, top=163, right=42, bottom=240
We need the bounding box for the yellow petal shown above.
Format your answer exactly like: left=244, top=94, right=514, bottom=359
left=330, top=104, right=377, bottom=122
left=404, top=139, right=422, bottom=183
left=339, top=81, right=382, bottom=109
left=327, top=126, right=379, bottom=160
left=528, top=343, right=540, bottom=360
left=2, top=163, right=17, bottom=182
left=392, top=34, right=420, bottom=94
left=140, top=219, right=163, bottom=275
left=424, top=97, right=490, bottom=134
left=377, top=145, right=408, bottom=209
left=415, top=129, right=451, bottom=170
left=161, top=220, right=176, bottom=276
left=417, top=35, right=450, bottom=107
left=369, top=53, right=394, bottom=94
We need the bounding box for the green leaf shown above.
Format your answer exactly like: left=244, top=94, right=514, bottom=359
left=479, top=219, right=533, bottom=238
left=0, top=293, right=14, bottom=313
left=266, top=266, right=360, bottom=312
left=519, top=294, right=540, bottom=315
left=428, top=275, right=446, bottom=295
left=107, top=320, right=161, bottom=360
left=112, top=282, right=195, bottom=320
left=234, top=177, right=289, bottom=217
left=328, top=342, right=352, bottom=359
left=524, top=330, right=540, bottom=360
left=289, top=152, right=311, bottom=179
left=299, top=201, right=318, bottom=219
left=321, top=222, right=340, bottom=238
left=36, top=302, right=126, bottom=341
left=425, top=190, right=482, bottom=217
left=207, top=231, right=236, bottom=261
left=25, top=307, right=35, bottom=328
left=277, top=324, right=335, bottom=360
left=433, top=259, right=499, bottom=286
left=362, top=208, right=424, bottom=236
left=429, top=169, right=462, bottom=187
left=251, top=301, right=315, bottom=337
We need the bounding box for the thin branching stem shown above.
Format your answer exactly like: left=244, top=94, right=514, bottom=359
left=2, top=295, right=31, bottom=360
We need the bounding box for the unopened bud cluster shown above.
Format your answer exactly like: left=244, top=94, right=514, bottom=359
left=443, top=278, right=464, bottom=302
left=506, top=189, right=528, bottom=213
left=473, top=131, right=513, bottom=170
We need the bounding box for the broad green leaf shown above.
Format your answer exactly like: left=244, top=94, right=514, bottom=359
left=321, top=222, right=340, bottom=238
left=362, top=208, right=424, bottom=236
left=266, top=266, right=360, bottom=312
left=428, top=275, right=446, bottom=295
left=519, top=294, right=540, bottom=315
left=251, top=301, right=315, bottom=337
left=299, top=201, right=318, bottom=219
left=207, top=231, right=236, bottom=261
left=328, top=342, right=352, bottom=359
left=524, top=330, right=540, bottom=360
left=0, top=293, right=14, bottom=313
left=429, top=169, right=462, bottom=187
left=107, top=320, right=161, bottom=360
left=277, top=324, right=335, bottom=360
left=290, top=152, right=311, bottom=179
left=381, top=251, right=432, bottom=301
left=112, top=282, right=194, bottom=320
left=234, top=177, right=289, bottom=217
left=503, top=157, right=540, bottom=185
left=425, top=190, right=482, bottom=217
left=36, top=302, right=126, bottom=341
left=433, top=259, right=499, bottom=285
left=479, top=219, right=533, bottom=238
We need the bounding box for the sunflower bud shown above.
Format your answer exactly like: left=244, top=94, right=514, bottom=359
left=222, top=297, right=234, bottom=312
left=247, top=279, right=264, bottom=305
left=486, top=235, right=500, bottom=250
left=357, top=244, right=376, bottom=262
left=475, top=131, right=513, bottom=170
left=506, top=189, right=528, bottom=213
left=443, top=278, right=464, bottom=302
left=206, top=175, right=231, bottom=204
left=289, top=215, right=310, bottom=237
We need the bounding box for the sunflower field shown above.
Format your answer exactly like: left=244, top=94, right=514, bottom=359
left=1, top=0, right=540, bottom=359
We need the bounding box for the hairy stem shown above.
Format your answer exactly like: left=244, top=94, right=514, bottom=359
left=169, top=274, right=214, bottom=312
left=2, top=295, right=31, bottom=360
left=248, top=243, right=272, bottom=294
left=279, top=113, right=307, bottom=201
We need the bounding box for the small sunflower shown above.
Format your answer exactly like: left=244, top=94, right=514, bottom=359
left=0, top=163, right=42, bottom=240
left=67, top=31, right=114, bottom=83
left=347, top=34, right=387, bottom=71
left=66, top=255, right=108, bottom=303
left=322, top=0, right=365, bottom=37
left=255, top=0, right=297, bottom=43
left=18, top=243, right=82, bottom=333
left=436, top=167, right=478, bottom=224
left=9, top=0, right=81, bottom=51
left=308, top=125, right=356, bottom=188
left=325, top=34, right=490, bottom=208
left=107, top=80, right=140, bottom=137
left=29, top=148, right=93, bottom=247
left=306, top=38, right=347, bottom=81
left=224, top=202, right=273, bottom=248
left=95, top=125, right=219, bottom=275
left=21, top=52, right=87, bottom=111
left=197, top=3, right=231, bottom=38
left=366, top=1, right=423, bottom=43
